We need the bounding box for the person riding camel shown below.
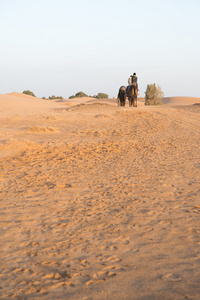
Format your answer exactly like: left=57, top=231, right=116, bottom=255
left=131, top=73, right=138, bottom=96
left=127, top=73, right=138, bottom=95
left=126, top=75, right=132, bottom=93
left=132, top=73, right=138, bottom=86
left=128, top=75, right=133, bottom=86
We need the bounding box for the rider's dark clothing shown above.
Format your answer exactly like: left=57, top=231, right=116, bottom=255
left=127, top=74, right=138, bottom=95
left=132, top=75, right=138, bottom=84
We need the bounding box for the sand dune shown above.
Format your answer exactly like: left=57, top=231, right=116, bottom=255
left=65, top=96, right=200, bottom=107
left=5, top=92, right=40, bottom=99
left=0, top=92, right=65, bottom=117
left=163, top=96, right=200, bottom=105
left=0, top=92, right=200, bottom=299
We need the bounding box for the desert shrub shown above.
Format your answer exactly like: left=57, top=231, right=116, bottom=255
left=69, top=91, right=88, bottom=99
left=76, top=91, right=88, bottom=98
left=69, top=91, right=109, bottom=99
left=96, top=93, right=108, bottom=99
left=145, top=84, right=164, bottom=105
left=48, top=95, right=63, bottom=100
left=23, top=90, right=36, bottom=97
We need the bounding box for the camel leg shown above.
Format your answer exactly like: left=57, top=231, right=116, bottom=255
left=133, top=96, right=136, bottom=107
left=135, top=87, right=138, bottom=107
left=133, top=87, right=137, bottom=107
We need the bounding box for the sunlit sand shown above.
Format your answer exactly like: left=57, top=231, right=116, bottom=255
left=0, top=93, right=200, bottom=299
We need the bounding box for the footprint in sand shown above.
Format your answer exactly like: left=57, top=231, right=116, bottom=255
left=189, top=235, right=199, bottom=241
left=26, top=126, right=57, bottom=133
left=93, top=271, right=108, bottom=280
left=86, top=270, right=116, bottom=286
left=110, top=245, right=118, bottom=251
left=123, top=249, right=139, bottom=255
left=107, top=256, right=122, bottom=263
left=13, top=268, right=24, bottom=273
left=86, top=279, right=104, bottom=285
left=164, top=274, right=182, bottom=282
left=94, top=114, right=113, bottom=119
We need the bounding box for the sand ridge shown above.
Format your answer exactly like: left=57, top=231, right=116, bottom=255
left=163, top=96, right=200, bottom=106
left=0, top=93, right=200, bottom=299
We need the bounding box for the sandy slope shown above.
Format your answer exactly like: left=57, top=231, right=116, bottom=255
left=0, top=93, right=200, bottom=299
left=0, top=93, right=65, bottom=118
left=163, top=96, right=200, bottom=106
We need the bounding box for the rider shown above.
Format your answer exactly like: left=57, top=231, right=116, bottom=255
left=127, top=73, right=138, bottom=94
left=131, top=73, right=138, bottom=95
left=126, top=75, right=133, bottom=93
left=128, top=75, right=133, bottom=85
left=132, top=73, right=138, bottom=86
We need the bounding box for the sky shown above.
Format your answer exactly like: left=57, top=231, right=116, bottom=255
left=0, top=0, right=200, bottom=98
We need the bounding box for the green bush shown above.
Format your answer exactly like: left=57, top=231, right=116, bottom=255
left=23, top=90, right=36, bottom=97
left=69, top=91, right=109, bottom=99
left=96, top=93, right=108, bottom=99
left=69, top=91, right=88, bottom=99
left=48, top=95, right=63, bottom=100
left=75, top=91, right=88, bottom=98
left=145, top=84, right=164, bottom=105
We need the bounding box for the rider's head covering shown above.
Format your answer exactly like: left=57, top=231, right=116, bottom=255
left=133, top=73, right=136, bottom=76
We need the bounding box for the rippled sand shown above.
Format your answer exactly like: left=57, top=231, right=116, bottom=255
left=0, top=93, right=200, bottom=299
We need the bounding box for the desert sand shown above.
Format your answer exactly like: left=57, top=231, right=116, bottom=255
left=0, top=93, right=200, bottom=299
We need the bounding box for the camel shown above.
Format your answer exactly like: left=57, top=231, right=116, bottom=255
left=127, top=84, right=138, bottom=107
left=117, top=86, right=126, bottom=107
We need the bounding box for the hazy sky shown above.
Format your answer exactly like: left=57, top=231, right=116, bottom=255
left=1, top=0, right=200, bottom=98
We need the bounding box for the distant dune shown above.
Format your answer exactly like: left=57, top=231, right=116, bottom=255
left=133, top=96, right=200, bottom=106
left=163, top=96, right=200, bottom=105
left=65, top=96, right=200, bottom=107
left=1, top=93, right=199, bottom=110
left=0, top=92, right=65, bottom=117
left=5, top=92, right=40, bottom=99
